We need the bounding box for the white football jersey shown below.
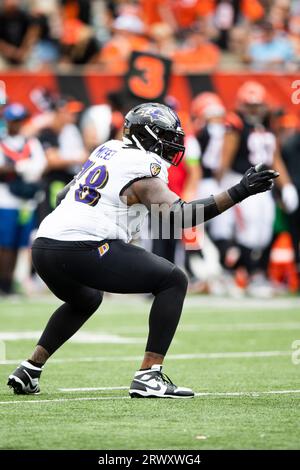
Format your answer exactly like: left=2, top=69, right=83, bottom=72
left=37, top=139, right=169, bottom=242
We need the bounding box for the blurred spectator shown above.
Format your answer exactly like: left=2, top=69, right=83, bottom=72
left=288, top=15, right=300, bottom=68
left=246, top=21, right=295, bottom=70
left=168, top=0, right=214, bottom=32
left=0, top=103, right=46, bottom=295
left=224, top=25, right=249, bottom=68
left=269, top=0, right=290, bottom=31
left=213, top=0, right=263, bottom=49
left=38, top=96, right=87, bottom=220
left=172, top=23, right=220, bottom=73
left=292, top=0, right=300, bottom=16
left=99, top=14, right=150, bottom=72
left=149, top=22, right=176, bottom=57
left=59, top=0, right=100, bottom=65
left=0, top=0, right=40, bottom=67
left=60, top=0, right=92, bottom=25
left=139, top=0, right=175, bottom=30
left=27, top=0, right=60, bottom=68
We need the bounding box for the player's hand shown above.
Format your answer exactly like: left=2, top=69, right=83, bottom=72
left=228, top=163, right=280, bottom=203
left=240, top=163, right=279, bottom=196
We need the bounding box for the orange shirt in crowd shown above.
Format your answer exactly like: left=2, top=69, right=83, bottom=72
left=172, top=41, right=220, bottom=72
left=139, top=0, right=214, bottom=29
left=99, top=34, right=151, bottom=73
left=139, top=0, right=168, bottom=26
left=241, top=0, right=264, bottom=22
left=170, top=0, right=215, bottom=29
left=166, top=0, right=263, bottom=29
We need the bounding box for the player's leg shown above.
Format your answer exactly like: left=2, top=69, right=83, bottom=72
left=7, top=241, right=103, bottom=394
left=236, top=192, right=275, bottom=295
left=31, top=242, right=103, bottom=359
left=8, top=238, right=192, bottom=397
left=54, top=239, right=193, bottom=398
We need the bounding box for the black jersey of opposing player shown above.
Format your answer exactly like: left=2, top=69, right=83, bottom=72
left=196, top=123, right=225, bottom=178
left=225, top=111, right=276, bottom=175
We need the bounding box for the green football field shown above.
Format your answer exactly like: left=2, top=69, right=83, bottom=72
left=0, top=294, right=300, bottom=450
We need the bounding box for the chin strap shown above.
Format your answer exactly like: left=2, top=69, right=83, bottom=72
left=131, top=134, right=145, bottom=151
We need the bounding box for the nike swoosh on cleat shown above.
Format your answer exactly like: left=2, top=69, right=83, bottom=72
left=134, top=380, right=161, bottom=391
left=23, top=369, right=39, bottom=391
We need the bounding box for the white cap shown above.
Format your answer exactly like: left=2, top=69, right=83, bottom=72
left=113, top=15, right=145, bottom=34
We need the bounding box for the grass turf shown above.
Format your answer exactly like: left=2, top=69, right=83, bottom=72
left=0, top=295, right=299, bottom=450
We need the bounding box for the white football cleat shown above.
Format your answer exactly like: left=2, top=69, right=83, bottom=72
left=129, top=364, right=194, bottom=399
left=7, top=361, right=42, bottom=395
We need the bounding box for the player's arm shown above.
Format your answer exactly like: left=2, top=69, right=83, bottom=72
left=126, top=165, right=279, bottom=228
left=217, top=112, right=244, bottom=180
left=127, top=177, right=236, bottom=225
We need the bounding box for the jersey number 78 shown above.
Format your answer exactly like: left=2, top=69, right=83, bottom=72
left=75, top=160, right=109, bottom=207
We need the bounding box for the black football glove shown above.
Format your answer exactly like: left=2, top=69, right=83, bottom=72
left=228, top=163, right=280, bottom=203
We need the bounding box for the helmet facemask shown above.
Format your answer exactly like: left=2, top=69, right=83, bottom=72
left=130, top=124, right=185, bottom=166
left=150, top=126, right=185, bottom=166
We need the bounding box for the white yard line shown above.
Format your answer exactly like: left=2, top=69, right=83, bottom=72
left=59, top=387, right=300, bottom=395
left=195, top=390, right=300, bottom=397
left=1, top=389, right=300, bottom=405
left=0, top=396, right=130, bottom=405
left=0, top=350, right=291, bottom=366
left=59, top=386, right=128, bottom=392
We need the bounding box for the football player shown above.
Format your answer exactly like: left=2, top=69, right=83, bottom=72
left=7, top=103, right=278, bottom=399
left=218, top=81, right=297, bottom=293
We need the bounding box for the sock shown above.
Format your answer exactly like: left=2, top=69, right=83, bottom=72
left=27, top=359, right=44, bottom=368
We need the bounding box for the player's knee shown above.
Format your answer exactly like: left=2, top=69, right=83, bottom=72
left=171, top=266, right=188, bottom=293
left=156, top=266, right=188, bottom=295
left=86, top=291, right=103, bottom=315
left=73, top=291, right=103, bottom=317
